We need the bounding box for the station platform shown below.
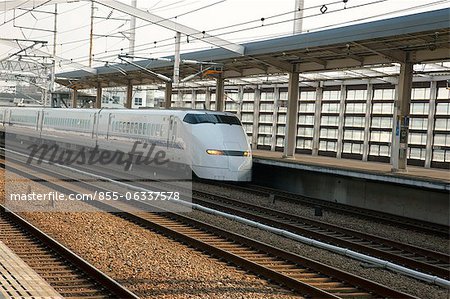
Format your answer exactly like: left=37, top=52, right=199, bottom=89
left=0, top=241, right=61, bottom=299
left=253, top=150, right=450, bottom=191
left=251, top=150, right=450, bottom=226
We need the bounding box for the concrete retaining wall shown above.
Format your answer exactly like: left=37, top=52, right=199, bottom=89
left=253, top=162, right=450, bottom=226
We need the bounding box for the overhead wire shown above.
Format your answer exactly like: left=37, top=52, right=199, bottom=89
left=68, top=0, right=390, bottom=63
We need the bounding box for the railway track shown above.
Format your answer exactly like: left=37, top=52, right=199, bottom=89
left=19, top=155, right=449, bottom=281
left=1, top=155, right=416, bottom=298
left=107, top=175, right=450, bottom=281
left=189, top=189, right=450, bottom=280
left=0, top=205, right=138, bottom=299
left=209, top=181, right=450, bottom=238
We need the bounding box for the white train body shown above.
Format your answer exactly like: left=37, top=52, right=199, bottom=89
left=0, top=107, right=252, bottom=181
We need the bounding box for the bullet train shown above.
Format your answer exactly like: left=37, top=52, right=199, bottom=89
left=0, top=107, right=252, bottom=181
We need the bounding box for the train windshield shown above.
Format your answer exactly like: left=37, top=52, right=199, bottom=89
left=183, top=113, right=241, bottom=125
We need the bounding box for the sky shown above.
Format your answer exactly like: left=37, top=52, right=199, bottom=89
left=0, top=0, right=449, bottom=74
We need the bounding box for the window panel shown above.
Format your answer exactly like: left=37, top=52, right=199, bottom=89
left=322, top=103, right=340, bottom=113
left=260, top=103, right=274, bottom=111
left=409, top=147, right=425, bottom=160
left=322, top=90, right=340, bottom=101
left=436, top=103, right=450, bottom=115
left=435, top=118, right=450, bottom=131
left=437, top=88, right=450, bottom=100
left=347, top=89, right=366, bottom=101
left=344, top=129, right=364, bottom=141
left=258, top=135, right=272, bottom=145
left=343, top=142, right=362, bottom=154
left=321, top=116, right=338, bottom=126
left=409, top=133, right=427, bottom=145
left=432, top=149, right=450, bottom=162
left=298, top=127, right=313, bottom=137
left=297, top=138, right=312, bottom=149
left=370, top=131, right=391, bottom=143
left=299, top=103, right=315, bottom=113
left=299, top=115, right=315, bottom=125
left=346, top=103, right=366, bottom=113
left=373, top=89, right=395, bottom=100
left=372, top=103, right=394, bottom=114
left=259, top=114, right=273, bottom=123
left=320, top=128, right=338, bottom=139
left=258, top=125, right=272, bottom=134
left=434, top=134, right=450, bottom=147
left=409, top=118, right=428, bottom=130
left=371, top=117, right=392, bottom=128
left=277, top=125, right=285, bottom=135
left=345, top=116, right=365, bottom=127
left=410, top=103, right=429, bottom=114
left=261, top=91, right=274, bottom=100
left=319, top=140, right=337, bottom=151
left=277, top=114, right=287, bottom=124
left=411, top=88, right=430, bottom=100
left=242, top=103, right=254, bottom=111
left=300, top=91, right=316, bottom=100
left=276, top=137, right=284, bottom=147
left=241, top=114, right=253, bottom=122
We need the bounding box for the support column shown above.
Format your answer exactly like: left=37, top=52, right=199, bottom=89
left=236, top=86, right=244, bottom=119
left=216, top=75, right=225, bottom=111
left=205, top=87, right=211, bottom=110
left=425, top=81, right=437, bottom=168
left=191, top=89, right=196, bottom=109
left=251, top=87, right=261, bottom=150
left=312, top=84, right=323, bottom=156
left=336, top=84, right=347, bottom=158
left=392, top=60, right=413, bottom=171
left=362, top=83, right=373, bottom=161
left=71, top=89, right=78, bottom=108
left=271, top=87, right=280, bottom=151
left=283, top=71, right=299, bottom=158
left=95, top=84, right=102, bottom=109
left=125, top=82, right=133, bottom=109
left=165, top=81, right=172, bottom=108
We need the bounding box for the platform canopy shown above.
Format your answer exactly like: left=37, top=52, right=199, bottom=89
left=55, top=8, right=450, bottom=89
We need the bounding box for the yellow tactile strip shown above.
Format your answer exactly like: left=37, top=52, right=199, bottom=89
left=0, top=241, right=62, bottom=299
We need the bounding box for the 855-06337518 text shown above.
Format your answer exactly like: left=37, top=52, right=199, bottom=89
left=8, top=191, right=181, bottom=202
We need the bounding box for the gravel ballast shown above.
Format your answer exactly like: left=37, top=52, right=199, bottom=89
left=193, top=181, right=449, bottom=254
left=1, top=170, right=297, bottom=299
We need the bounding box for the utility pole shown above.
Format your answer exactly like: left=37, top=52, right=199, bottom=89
left=129, top=0, right=137, bottom=57
left=293, top=0, right=304, bottom=34
left=48, top=4, right=58, bottom=107
left=89, top=0, right=94, bottom=67
left=173, top=31, right=181, bottom=84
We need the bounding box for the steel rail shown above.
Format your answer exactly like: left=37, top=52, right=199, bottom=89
left=0, top=204, right=138, bottom=299
left=1, top=156, right=417, bottom=299
left=209, top=181, right=450, bottom=238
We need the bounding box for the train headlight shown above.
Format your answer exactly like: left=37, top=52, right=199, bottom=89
left=243, top=151, right=250, bottom=157
left=206, top=149, right=225, bottom=155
